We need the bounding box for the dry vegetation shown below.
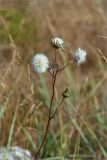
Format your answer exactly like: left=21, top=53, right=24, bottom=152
left=0, top=0, right=107, bottom=159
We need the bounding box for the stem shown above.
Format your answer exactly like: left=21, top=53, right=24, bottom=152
left=48, top=69, right=55, bottom=77
left=35, top=71, right=58, bottom=159
left=50, top=97, right=65, bottom=119
left=58, top=60, right=73, bottom=72
left=58, top=64, right=69, bottom=72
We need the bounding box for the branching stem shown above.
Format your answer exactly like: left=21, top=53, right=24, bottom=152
left=35, top=71, right=58, bottom=159
left=50, top=97, right=65, bottom=119
left=58, top=60, right=73, bottom=72
left=35, top=52, right=73, bottom=159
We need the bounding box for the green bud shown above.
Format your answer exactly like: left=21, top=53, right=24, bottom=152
left=62, top=88, right=70, bottom=98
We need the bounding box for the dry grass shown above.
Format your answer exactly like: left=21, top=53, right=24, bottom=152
left=0, top=0, right=107, bottom=159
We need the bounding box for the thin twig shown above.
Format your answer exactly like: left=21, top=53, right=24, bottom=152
left=58, top=60, right=73, bottom=72
left=35, top=71, right=58, bottom=159
left=48, top=69, right=55, bottom=77
left=50, top=97, right=65, bottom=119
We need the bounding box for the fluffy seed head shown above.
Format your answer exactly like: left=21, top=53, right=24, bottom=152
left=74, top=48, right=87, bottom=65
left=32, top=54, right=49, bottom=73
left=51, top=37, right=64, bottom=49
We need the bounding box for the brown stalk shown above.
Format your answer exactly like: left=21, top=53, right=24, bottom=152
left=35, top=70, right=58, bottom=159
left=58, top=60, right=73, bottom=72
left=50, top=97, right=65, bottom=119
left=35, top=49, right=72, bottom=159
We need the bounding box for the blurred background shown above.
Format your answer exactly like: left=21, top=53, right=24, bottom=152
left=0, top=0, right=107, bottom=159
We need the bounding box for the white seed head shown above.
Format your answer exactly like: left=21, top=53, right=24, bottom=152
left=51, top=37, right=64, bottom=49
left=32, top=54, right=49, bottom=73
left=74, top=48, right=87, bottom=65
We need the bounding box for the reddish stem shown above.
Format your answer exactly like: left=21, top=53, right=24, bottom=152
left=35, top=71, right=58, bottom=159
left=58, top=60, right=73, bottom=72
left=50, top=97, right=65, bottom=119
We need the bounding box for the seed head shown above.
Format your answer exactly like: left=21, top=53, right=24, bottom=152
left=74, top=48, right=86, bottom=65
left=32, top=54, right=49, bottom=73
left=51, top=37, right=64, bottom=49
